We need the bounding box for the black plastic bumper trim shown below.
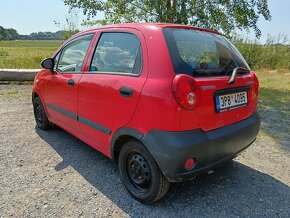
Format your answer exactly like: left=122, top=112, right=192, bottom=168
left=142, top=111, right=261, bottom=182
left=46, top=103, right=77, bottom=121
left=214, top=86, right=250, bottom=96
left=46, top=103, right=111, bottom=135
left=78, top=115, right=111, bottom=135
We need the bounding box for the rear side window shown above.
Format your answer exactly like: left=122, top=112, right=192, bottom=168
left=163, top=28, right=249, bottom=77
left=57, top=34, right=93, bottom=73
left=90, top=32, right=142, bottom=75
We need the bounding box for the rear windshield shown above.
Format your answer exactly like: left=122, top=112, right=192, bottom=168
left=163, top=28, right=249, bottom=77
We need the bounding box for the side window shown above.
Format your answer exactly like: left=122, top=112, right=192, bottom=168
left=90, top=32, right=142, bottom=75
left=57, top=34, right=93, bottom=73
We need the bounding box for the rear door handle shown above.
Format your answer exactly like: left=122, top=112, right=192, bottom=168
left=119, top=86, right=133, bottom=97
left=68, top=79, right=75, bottom=86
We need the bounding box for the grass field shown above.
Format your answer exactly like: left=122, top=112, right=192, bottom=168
left=0, top=40, right=62, bottom=69
left=256, top=70, right=290, bottom=147
left=1, top=39, right=290, bottom=70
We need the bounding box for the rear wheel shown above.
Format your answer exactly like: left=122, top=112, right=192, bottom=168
left=118, top=140, right=170, bottom=204
left=33, top=96, right=52, bottom=130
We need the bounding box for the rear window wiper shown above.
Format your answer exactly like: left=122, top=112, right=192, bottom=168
left=228, top=67, right=250, bottom=84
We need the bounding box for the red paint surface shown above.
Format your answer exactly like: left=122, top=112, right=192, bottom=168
left=33, top=23, right=259, bottom=158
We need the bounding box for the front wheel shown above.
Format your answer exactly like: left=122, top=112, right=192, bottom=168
left=118, top=140, right=170, bottom=204
left=33, top=96, right=52, bottom=130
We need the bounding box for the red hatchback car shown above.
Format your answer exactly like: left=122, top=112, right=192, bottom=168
left=32, top=23, right=261, bottom=203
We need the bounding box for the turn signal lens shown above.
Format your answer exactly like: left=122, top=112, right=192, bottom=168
left=252, top=71, right=259, bottom=96
left=172, top=74, right=200, bottom=110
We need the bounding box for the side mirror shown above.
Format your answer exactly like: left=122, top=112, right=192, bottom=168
left=41, top=58, right=55, bottom=70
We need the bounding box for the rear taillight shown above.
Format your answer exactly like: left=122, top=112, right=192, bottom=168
left=251, top=71, right=259, bottom=96
left=172, top=74, right=200, bottom=110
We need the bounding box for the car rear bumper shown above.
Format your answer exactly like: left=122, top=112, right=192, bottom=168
left=142, top=111, right=261, bottom=182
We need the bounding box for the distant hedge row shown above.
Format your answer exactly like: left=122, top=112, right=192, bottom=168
left=0, top=26, right=71, bottom=41
left=233, top=35, right=290, bottom=70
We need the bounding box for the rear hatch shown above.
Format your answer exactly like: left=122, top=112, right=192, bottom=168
left=164, top=27, right=258, bottom=131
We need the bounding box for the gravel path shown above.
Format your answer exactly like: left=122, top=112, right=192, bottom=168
left=0, top=84, right=289, bottom=217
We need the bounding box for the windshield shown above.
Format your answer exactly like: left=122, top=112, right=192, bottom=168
left=163, top=28, right=249, bottom=77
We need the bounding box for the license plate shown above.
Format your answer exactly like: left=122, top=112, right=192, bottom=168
left=215, top=91, right=248, bottom=112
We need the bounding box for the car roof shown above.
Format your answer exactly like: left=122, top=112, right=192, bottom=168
left=77, top=22, right=221, bottom=36
left=62, top=22, right=222, bottom=49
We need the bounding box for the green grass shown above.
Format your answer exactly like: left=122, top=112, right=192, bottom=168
left=0, top=40, right=62, bottom=69
left=257, top=69, right=290, bottom=111
left=256, top=70, right=290, bottom=146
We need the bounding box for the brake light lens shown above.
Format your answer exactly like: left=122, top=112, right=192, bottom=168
left=252, top=71, right=259, bottom=96
left=172, top=74, right=200, bottom=110
left=184, top=158, right=196, bottom=170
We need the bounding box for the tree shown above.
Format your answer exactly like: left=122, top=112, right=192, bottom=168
left=54, top=9, right=79, bottom=40
left=6, top=28, right=19, bottom=40
left=0, top=26, right=6, bottom=40
left=64, top=0, right=271, bottom=38
left=0, top=26, right=19, bottom=40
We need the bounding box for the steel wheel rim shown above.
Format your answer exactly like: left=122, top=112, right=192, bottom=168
left=36, top=103, right=44, bottom=124
left=126, top=152, right=152, bottom=194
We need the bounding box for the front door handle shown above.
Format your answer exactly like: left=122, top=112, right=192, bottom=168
left=119, top=86, right=133, bottom=97
left=68, top=79, right=75, bottom=87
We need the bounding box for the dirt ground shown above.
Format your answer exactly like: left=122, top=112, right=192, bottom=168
left=0, top=84, right=289, bottom=217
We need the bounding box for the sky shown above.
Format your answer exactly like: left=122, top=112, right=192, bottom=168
left=0, top=0, right=290, bottom=43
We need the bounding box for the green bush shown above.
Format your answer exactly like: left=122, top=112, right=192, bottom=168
left=233, top=35, right=290, bottom=70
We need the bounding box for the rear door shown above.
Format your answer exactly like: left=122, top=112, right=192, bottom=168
left=164, top=28, right=258, bottom=131
left=78, top=29, right=148, bottom=151
left=194, top=74, right=257, bottom=131
left=43, top=34, right=94, bottom=133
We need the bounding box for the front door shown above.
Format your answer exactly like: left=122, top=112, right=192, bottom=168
left=43, top=34, right=94, bottom=134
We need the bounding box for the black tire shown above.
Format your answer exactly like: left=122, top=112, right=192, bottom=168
left=118, top=140, right=170, bottom=204
left=33, top=96, right=52, bottom=130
